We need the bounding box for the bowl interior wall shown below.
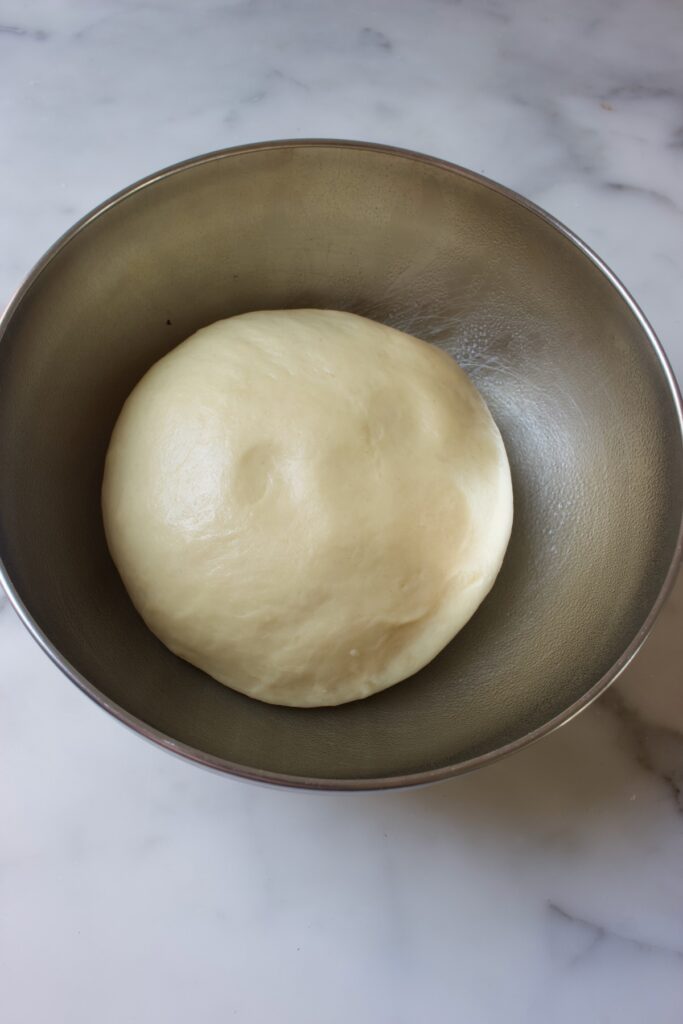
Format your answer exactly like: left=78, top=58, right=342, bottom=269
left=0, top=144, right=680, bottom=781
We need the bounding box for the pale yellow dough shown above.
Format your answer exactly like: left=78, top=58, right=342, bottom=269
left=102, top=310, right=513, bottom=707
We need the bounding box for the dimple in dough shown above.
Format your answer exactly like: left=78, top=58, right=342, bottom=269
left=102, top=309, right=513, bottom=707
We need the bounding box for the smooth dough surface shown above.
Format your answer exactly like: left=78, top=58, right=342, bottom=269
left=102, top=309, right=513, bottom=707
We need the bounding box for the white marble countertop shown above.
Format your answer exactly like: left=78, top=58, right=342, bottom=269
left=2, top=1, right=683, bottom=1020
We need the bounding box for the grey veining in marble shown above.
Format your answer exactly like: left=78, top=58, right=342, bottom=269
left=1, top=1, right=683, bottom=1021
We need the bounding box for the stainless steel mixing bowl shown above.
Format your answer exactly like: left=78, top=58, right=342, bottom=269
left=1, top=140, right=681, bottom=789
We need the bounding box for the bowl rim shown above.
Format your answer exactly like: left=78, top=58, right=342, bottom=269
left=1, top=137, right=682, bottom=791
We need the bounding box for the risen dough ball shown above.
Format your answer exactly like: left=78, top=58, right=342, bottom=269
left=102, top=310, right=513, bottom=707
